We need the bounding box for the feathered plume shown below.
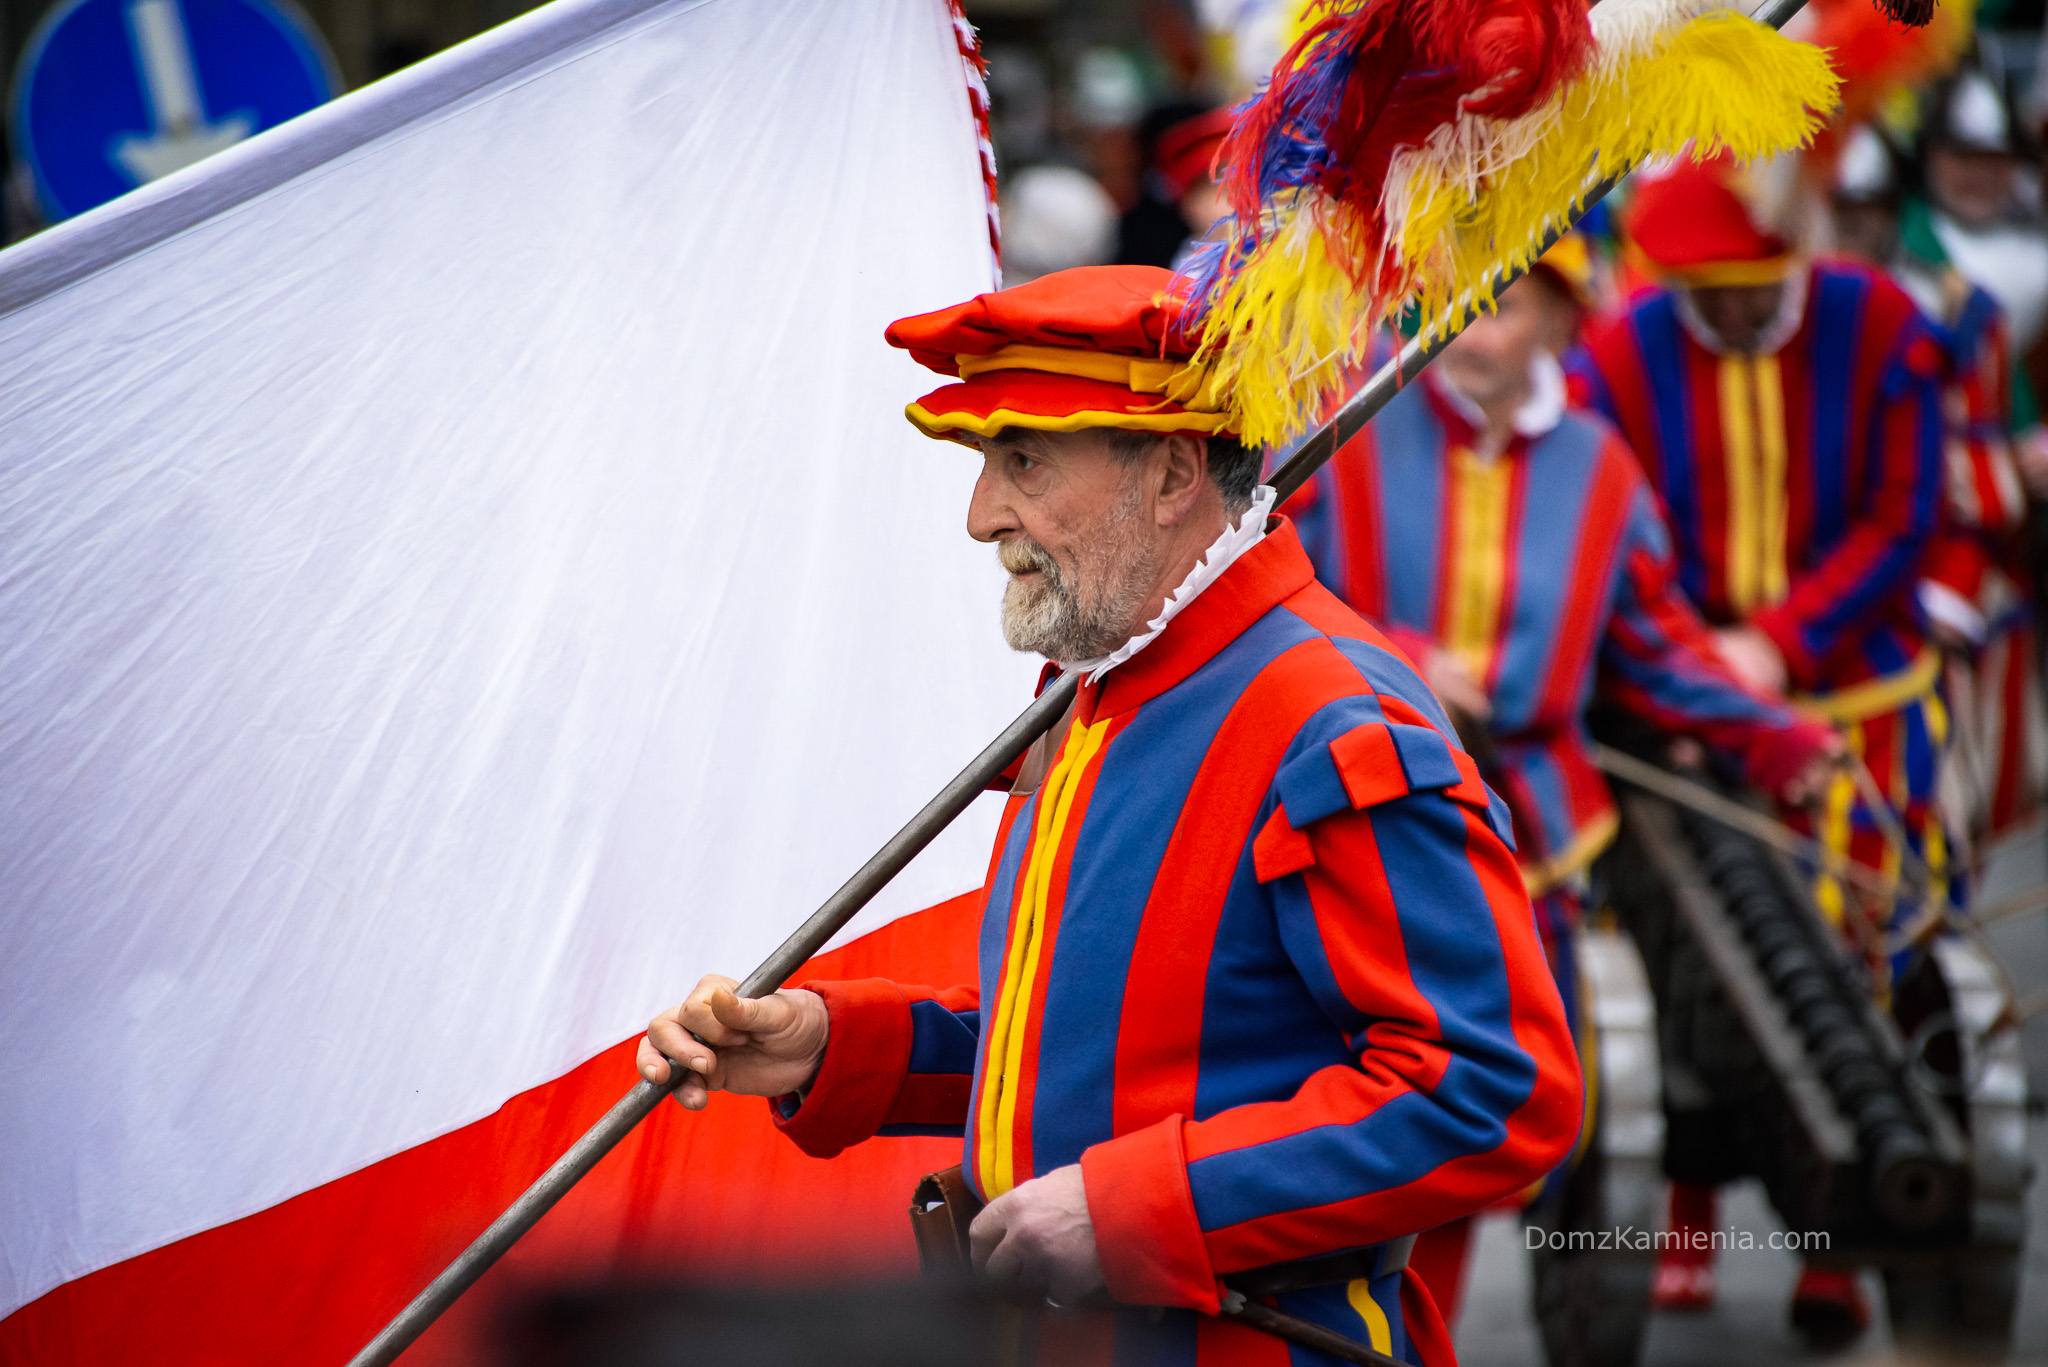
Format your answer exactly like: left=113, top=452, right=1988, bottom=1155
left=1181, top=0, right=1842, bottom=447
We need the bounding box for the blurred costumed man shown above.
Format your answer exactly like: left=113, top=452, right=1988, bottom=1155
left=637, top=265, right=1582, bottom=1366
left=1827, top=119, right=2047, bottom=870
left=1912, top=68, right=2048, bottom=359
left=1285, top=237, right=1838, bottom=1329
left=1575, top=155, right=1947, bottom=1348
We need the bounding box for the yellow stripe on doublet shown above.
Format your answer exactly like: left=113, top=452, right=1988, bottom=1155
left=1814, top=723, right=1862, bottom=931
left=1346, top=1280, right=1395, bottom=1356
left=1754, top=354, right=1789, bottom=607
left=1718, top=356, right=1789, bottom=614
left=1719, top=358, right=1759, bottom=613
left=975, top=717, right=1110, bottom=1198
left=1444, top=445, right=1514, bottom=684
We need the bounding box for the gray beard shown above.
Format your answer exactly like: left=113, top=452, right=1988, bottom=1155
left=998, top=487, right=1162, bottom=663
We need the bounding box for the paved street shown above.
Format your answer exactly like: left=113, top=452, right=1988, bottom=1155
left=1459, top=836, right=2048, bottom=1366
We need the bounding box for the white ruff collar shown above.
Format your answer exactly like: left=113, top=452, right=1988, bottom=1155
left=1064, top=484, right=1278, bottom=685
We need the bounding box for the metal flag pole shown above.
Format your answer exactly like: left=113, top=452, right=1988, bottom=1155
left=348, top=4, right=1814, bottom=1359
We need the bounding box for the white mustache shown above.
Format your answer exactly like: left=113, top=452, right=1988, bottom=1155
left=998, top=538, right=1058, bottom=576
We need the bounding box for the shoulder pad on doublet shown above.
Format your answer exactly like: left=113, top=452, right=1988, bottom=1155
left=1254, top=718, right=1503, bottom=882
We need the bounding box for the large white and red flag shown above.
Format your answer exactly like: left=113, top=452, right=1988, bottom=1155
left=0, top=0, right=1027, bottom=1360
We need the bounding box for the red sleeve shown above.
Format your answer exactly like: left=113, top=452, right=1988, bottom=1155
left=770, top=979, right=980, bottom=1158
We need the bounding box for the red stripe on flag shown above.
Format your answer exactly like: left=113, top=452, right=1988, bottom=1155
left=0, top=892, right=985, bottom=1367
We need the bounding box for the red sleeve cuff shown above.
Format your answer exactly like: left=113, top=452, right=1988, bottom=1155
left=1079, top=1116, right=1220, bottom=1313
left=1748, top=607, right=1817, bottom=691
left=769, top=978, right=912, bottom=1159
left=1742, top=717, right=1837, bottom=797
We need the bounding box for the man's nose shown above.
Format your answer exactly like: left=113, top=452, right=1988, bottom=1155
left=965, top=466, right=1013, bottom=544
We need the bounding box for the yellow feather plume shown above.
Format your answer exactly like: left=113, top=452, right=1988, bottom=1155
left=1201, top=4, right=1842, bottom=448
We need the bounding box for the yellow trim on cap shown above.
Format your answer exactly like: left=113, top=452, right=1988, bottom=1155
left=955, top=343, right=1222, bottom=412
left=905, top=401, right=1239, bottom=445
left=1664, top=255, right=1796, bottom=288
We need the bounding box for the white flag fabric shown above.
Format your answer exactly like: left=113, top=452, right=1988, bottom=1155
left=0, top=0, right=1027, bottom=1323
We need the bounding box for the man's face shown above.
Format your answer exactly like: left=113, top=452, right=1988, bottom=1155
left=1927, top=145, right=2019, bottom=229
left=1831, top=198, right=1899, bottom=265
left=1436, top=278, right=1558, bottom=408
left=967, top=429, right=1169, bottom=662
left=1688, top=282, right=1788, bottom=354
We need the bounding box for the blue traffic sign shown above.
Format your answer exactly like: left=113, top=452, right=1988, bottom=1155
left=11, top=0, right=339, bottom=222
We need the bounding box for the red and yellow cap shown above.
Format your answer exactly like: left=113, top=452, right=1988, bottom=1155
left=1624, top=156, right=1794, bottom=288
left=885, top=264, right=1235, bottom=445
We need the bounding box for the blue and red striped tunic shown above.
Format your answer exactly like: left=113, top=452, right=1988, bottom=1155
left=1288, top=373, right=1826, bottom=892
left=775, top=524, right=1582, bottom=1365
left=1576, top=261, right=1956, bottom=955
left=1572, top=260, right=1945, bottom=693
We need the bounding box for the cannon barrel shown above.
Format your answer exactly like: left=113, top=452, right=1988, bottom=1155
left=1603, top=760, right=1973, bottom=1245
left=1673, top=802, right=1968, bottom=1231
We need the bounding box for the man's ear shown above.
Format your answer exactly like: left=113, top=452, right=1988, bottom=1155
left=1152, top=434, right=1209, bottom=526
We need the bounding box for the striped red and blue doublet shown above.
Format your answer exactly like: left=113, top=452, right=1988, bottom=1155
left=1913, top=279, right=2044, bottom=844
left=775, top=523, right=1582, bottom=1366
left=1573, top=261, right=1945, bottom=691
left=1288, top=374, right=1815, bottom=895
left=1575, top=261, right=1954, bottom=959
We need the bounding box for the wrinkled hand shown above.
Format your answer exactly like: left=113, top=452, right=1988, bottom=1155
left=1713, top=625, right=1788, bottom=698
left=637, top=975, right=829, bottom=1110
left=969, top=1164, right=1104, bottom=1305
left=1425, top=648, right=1492, bottom=725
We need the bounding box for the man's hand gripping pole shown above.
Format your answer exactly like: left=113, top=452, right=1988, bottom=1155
left=347, top=4, right=1813, bottom=1357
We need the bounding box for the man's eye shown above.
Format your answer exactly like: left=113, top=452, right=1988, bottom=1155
left=1013, top=454, right=1036, bottom=473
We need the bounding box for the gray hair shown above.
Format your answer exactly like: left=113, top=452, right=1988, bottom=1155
left=1101, top=429, right=1263, bottom=517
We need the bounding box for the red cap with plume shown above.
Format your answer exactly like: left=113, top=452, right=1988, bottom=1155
left=885, top=265, right=1232, bottom=444
left=1626, top=156, right=1794, bottom=287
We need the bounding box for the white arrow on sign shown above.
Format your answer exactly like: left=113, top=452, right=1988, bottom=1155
left=110, top=0, right=255, bottom=184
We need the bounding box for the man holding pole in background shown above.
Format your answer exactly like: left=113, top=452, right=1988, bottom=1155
left=639, top=264, right=1584, bottom=1366
left=1575, top=155, right=1947, bottom=1346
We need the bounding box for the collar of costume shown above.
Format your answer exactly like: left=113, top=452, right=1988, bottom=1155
left=1427, top=351, right=1567, bottom=443
left=1676, top=265, right=1810, bottom=357
left=1064, top=483, right=1278, bottom=685
left=1069, top=513, right=1317, bottom=723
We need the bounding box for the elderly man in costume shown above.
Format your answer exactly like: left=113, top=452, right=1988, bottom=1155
left=637, top=264, right=1583, bottom=1366
left=1284, top=239, right=1840, bottom=1327
left=1574, top=156, right=1947, bottom=1346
